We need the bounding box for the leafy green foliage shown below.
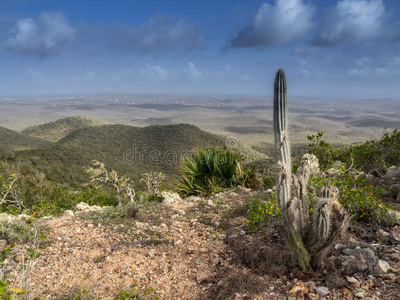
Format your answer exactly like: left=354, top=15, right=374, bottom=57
left=308, top=129, right=400, bottom=173
left=0, top=221, right=48, bottom=244
left=309, top=166, right=389, bottom=224
left=244, top=192, right=281, bottom=233
left=177, top=147, right=244, bottom=196
left=118, top=284, right=159, bottom=300
left=306, top=129, right=400, bottom=224
left=0, top=126, right=53, bottom=158
left=102, top=202, right=138, bottom=219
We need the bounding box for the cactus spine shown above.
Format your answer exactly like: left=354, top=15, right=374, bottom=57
left=273, top=69, right=349, bottom=270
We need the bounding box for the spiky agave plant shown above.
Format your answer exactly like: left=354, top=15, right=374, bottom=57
left=177, top=146, right=243, bottom=196
left=273, top=69, right=350, bottom=269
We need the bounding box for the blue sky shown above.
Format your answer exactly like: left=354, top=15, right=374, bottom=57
left=1, top=0, right=400, bottom=99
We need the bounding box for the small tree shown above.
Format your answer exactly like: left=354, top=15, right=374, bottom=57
left=140, top=172, right=165, bottom=196
left=84, top=161, right=135, bottom=206
left=0, top=162, right=25, bottom=213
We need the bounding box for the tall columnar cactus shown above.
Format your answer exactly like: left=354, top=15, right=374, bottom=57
left=273, top=69, right=350, bottom=270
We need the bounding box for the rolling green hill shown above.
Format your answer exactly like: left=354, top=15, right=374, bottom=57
left=16, top=123, right=227, bottom=187
left=21, top=115, right=106, bottom=142
left=0, top=126, right=53, bottom=158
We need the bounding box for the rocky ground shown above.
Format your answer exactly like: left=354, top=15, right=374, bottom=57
left=1, top=188, right=400, bottom=299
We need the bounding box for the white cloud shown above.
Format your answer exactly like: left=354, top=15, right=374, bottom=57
left=3, top=12, right=74, bottom=58
left=139, top=64, right=170, bottom=80
left=347, top=55, right=400, bottom=77
left=316, top=0, right=385, bottom=45
left=184, top=62, right=206, bottom=80
left=229, top=0, right=315, bottom=47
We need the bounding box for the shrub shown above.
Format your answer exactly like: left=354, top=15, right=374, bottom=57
left=307, top=129, right=400, bottom=174
left=140, top=172, right=165, bottom=196
left=309, top=165, right=390, bottom=224
left=244, top=192, right=281, bottom=233
left=177, top=147, right=244, bottom=196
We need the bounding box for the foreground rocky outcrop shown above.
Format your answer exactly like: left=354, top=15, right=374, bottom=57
left=0, top=189, right=399, bottom=299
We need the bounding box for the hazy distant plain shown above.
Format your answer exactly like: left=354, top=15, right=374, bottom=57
left=1, top=95, right=399, bottom=150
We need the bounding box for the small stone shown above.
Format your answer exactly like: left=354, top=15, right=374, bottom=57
left=148, top=249, right=156, bottom=257
left=195, top=258, right=204, bottom=265
left=287, top=280, right=308, bottom=297
left=177, top=209, right=185, bottom=215
left=355, top=290, right=366, bottom=298
left=377, top=260, right=391, bottom=273
left=361, top=281, right=369, bottom=290
left=196, top=269, right=210, bottom=283
left=207, top=200, right=214, bottom=206
left=161, top=192, right=182, bottom=204
left=390, top=229, right=400, bottom=242
left=307, top=281, right=316, bottom=293
left=186, top=248, right=195, bottom=254
left=186, top=196, right=202, bottom=201
left=75, top=202, right=90, bottom=211
left=175, top=240, right=183, bottom=246
left=378, top=273, right=397, bottom=282
left=341, top=287, right=354, bottom=300
left=346, top=276, right=359, bottom=284
left=368, top=277, right=375, bottom=288
left=315, top=286, right=330, bottom=297
left=0, top=213, right=17, bottom=223
left=199, top=248, right=208, bottom=253
left=63, top=210, right=74, bottom=217
left=307, top=293, right=319, bottom=300
left=88, top=205, right=102, bottom=212
left=239, top=230, right=246, bottom=236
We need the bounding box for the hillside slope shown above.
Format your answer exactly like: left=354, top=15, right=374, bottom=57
left=17, top=123, right=226, bottom=186
left=0, top=126, right=53, bottom=158
left=21, top=115, right=105, bottom=142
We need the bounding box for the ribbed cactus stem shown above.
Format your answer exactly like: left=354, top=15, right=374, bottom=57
left=273, top=69, right=292, bottom=209
left=271, top=68, right=349, bottom=270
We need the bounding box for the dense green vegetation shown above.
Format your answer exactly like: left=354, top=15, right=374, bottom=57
left=0, top=121, right=229, bottom=217
left=21, top=115, right=105, bottom=142
left=307, top=129, right=400, bottom=174
left=0, top=127, right=53, bottom=158
left=14, top=123, right=226, bottom=187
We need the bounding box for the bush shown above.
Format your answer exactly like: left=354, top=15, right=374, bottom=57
left=307, top=129, right=400, bottom=174
left=244, top=192, right=281, bottom=233
left=309, top=166, right=390, bottom=224
left=177, top=146, right=260, bottom=196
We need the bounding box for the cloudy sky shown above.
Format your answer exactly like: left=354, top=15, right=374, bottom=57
left=1, top=0, right=400, bottom=99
